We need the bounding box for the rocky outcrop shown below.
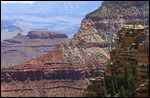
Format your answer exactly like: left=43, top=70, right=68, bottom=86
left=1, top=62, right=105, bottom=83
left=102, top=1, right=149, bottom=8
left=104, top=25, right=149, bottom=97
left=85, top=1, right=149, bottom=53
left=1, top=1, right=149, bottom=97
left=1, top=18, right=109, bottom=83
left=82, top=25, right=149, bottom=97
left=1, top=31, right=69, bottom=67
left=1, top=78, right=90, bottom=97
left=27, top=31, right=68, bottom=39
left=1, top=10, right=109, bottom=98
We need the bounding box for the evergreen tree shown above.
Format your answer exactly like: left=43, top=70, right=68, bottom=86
left=119, top=85, right=125, bottom=97
left=97, top=86, right=107, bottom=97
left=100, top=78, right=106, bottom=88
left=110, top=80, right=116, bottom=97
left=112, top=72, right=118, bottom=93
left=132, top=65, right=137, bottom=80
left=124, top=64, right=129, bottom=85
left=132, top=65, right=137, bottom=76
left=125, top=90, right=130, bottom=97
left=88, top=93, right=95, bottom=97
left=127, top=74, right=136, bottom=97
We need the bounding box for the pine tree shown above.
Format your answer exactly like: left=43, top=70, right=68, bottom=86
left=100, top=78, right=106, bottom=88
left=119, top=85, right=125, bottom=97
left=113, top=72, right=118, bottom=93
left=110, top=80, right=116, bottom=97
left=124, top=64, right=129, bottom=85
left=132, top=65, right=137, bottom=80
left=127, top=74, right=136, bottom=97
left=97, top=86, right=107, bottom=97
left=88, top=93, right=95, bottom=97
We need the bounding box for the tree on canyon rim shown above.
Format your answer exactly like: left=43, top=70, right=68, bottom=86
left=119, top=85, right=125, bottom=97
left=110, top=80, right=116, bottom=97
left=112, top=72, right=118, bottom=93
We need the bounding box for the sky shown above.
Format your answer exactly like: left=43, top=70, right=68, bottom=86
left=1, top=1, right=35, bottom=4
left=1, top=1, right=102, bottom=39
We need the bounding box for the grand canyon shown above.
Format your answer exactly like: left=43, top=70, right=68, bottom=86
left=1, top=31, right=69, bottom=67
left=1, top=1, right=149, bottom=97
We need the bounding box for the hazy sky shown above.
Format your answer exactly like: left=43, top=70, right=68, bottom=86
left=1, top=1, right=35, bottom=4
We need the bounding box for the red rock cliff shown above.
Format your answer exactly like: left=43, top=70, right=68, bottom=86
left=1, top=31, right=69, bottom=67
left=1, top=1, right=149, bottom=97
left=27, top=31, right=68, bottom=39
left=85, top=1, right=149, bottom=53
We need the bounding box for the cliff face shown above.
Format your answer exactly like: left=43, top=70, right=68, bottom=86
left=1, top=18, right=109, bottom=82
left=85, top=1, right=149, bottom=53
left=104, top=25, right=149, bottom=97
left=1, top=18, right=109, bottom=97
left=102, top=1, right=149, bottom=8
left=1, top=31, right=69, bottom=67
left=1, top=11, right=109, bottom=98
left=27, top=31, right=68, bottom=39
left=82, top=25, right=149, bottom=97
left=1, top=1, right=149, bottom=97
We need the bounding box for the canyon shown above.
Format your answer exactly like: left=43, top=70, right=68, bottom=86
left=84, top=1, right=149, bottom=53
left=1, top=1, right=102, bottom=40
left=1, top=1, right=149, bottom=97
left=1, top=31, right=69, bottom=67
left=83, top=25, right=149, bottom=97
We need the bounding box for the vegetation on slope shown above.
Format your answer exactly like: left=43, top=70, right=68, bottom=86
left=82, top=65, right=137, bottom=97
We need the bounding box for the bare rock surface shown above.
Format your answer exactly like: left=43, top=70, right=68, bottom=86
left=1, top=31, right=69, bottom=67
left=1, top=1, right=149, bottom=97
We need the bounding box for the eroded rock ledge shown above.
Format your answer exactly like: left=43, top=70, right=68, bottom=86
left=27, top=31, right=68, bottom=39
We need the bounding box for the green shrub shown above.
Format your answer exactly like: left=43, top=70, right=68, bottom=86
left=93, top=70, right=100, bottom=77
left=120, top=45, right=130, bottom=52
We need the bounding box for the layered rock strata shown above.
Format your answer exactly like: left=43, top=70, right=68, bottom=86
left=83, top=25, right=149, bottom=97
left=27, top=31, right=68, bottom=39
left=1, top=17, right=109, bottom=97
left=1, top=31, right=69, bottom=67
left=104, top=25, right=149, bottom=97
left=84, top=1, right=149, bottom=53
left=1, top=1, right=149, bottom=97
left=1, top=18, right=109, bottom=82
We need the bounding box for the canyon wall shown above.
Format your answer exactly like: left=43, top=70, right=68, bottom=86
left=1, top=1, right=149, bottom=97
left=84, top=1, right=149, bottom=53
left=1, top=31, right=69, bottom=67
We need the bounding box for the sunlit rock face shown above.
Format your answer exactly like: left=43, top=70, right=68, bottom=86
left=1, top=1, right=149, bottom=97
left=85, top=1, right=149, bottom=53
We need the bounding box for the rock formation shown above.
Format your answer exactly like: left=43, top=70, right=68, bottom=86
left=104, top=25, right=149, bottom=97
left=27, top=31, right=68, bottom=39
left=1, top=31, right=69, bottom=67
left=1, top=10, right=110, bottom=98
left=1, top=18, right=110, bottom=83
left=1, top=1, right=149, bottom=97
left=85, top=1, right=149, bottom=53
left=1, top=18, right=109, bottom=97
left=82, top=25, right=149, bottom=97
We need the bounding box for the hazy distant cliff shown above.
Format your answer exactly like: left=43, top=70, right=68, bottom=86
left=1, top=31, right=69, bottom=67
left=1, top=1, right=102, bottom=41
left=27, top=31, right=68, bottom=39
